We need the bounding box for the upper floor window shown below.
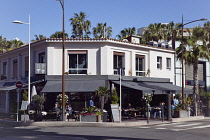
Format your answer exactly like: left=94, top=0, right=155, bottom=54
left=2, top=62, right=7, bottom=76
left=25, top=56, right=29, bottom=77
left=157, top=56, right=162, bottom=69
left=39, top=52, right=45, bottom=63
left=166, top=58, right=171, bottom=70
left=113, top=52, right=125, bottom=75
left=13, top=59, right=18, bottom=79
left=136, top=55, right=145, bottom=76
left=68, top=50, right=87, bottom=74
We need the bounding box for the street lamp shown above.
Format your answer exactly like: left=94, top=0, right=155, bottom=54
left=180, top=15, right=207, bottom=102
left=56, top=0, right=66, bottom=121
left=13, top=15, right=31, bottom=104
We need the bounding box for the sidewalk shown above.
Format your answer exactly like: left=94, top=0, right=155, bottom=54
left=0, top=114, right=206, bottom=128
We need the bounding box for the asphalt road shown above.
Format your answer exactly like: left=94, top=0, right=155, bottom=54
left=0, top=119, right=210, bottom=140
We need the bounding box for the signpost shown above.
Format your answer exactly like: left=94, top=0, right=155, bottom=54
left=16, top=81, right=23, bottom=122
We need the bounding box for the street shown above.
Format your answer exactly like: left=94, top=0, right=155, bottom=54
left=0, top=119, right=210, bottom=140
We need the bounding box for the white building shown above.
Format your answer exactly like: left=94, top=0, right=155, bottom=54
left=1, top=37, right=189, bottom=118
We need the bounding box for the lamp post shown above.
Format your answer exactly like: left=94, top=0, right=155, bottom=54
left=180, top=15, right=207, bottom=102
left=56, top=0, right=66, bottom=121
left=13, top=15, right=31, bottom=104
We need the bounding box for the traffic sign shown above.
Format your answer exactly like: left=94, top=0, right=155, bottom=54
left=16, top=81, right=23, bottom=88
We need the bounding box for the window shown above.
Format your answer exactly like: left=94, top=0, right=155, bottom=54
left=13, top=59, right=18, bottom=79
left=68, top=50, right=87, bottom=74
left=166, top=58, right=171, bottom=70
left=113, top=52, right=125, bottom=74
left=39, top=52, right=45, bottom=63
left=157, top=56, right=162, bottom=69
left=136, top=55, right=145, bottom=76
left=2, top=62, right=7, bottom=76
left=25, top=56, right=29, bottom=77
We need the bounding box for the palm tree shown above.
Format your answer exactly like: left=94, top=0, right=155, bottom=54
left=32, top=35, right=46, bottom=42
left=116, top=27, right=136, bottom=40
left=9, top=39, right=23, bottom=49
left=0, top=36, right=9, bottom=53
left=50, top=31, right=68, bottom=38
left=176, top=26, right=210, bottom=116
left=70, top=12, right=91, bottom=38
left=92, top=23, right=112, bottom=38
left=203, top=21, right=210, bottom=43
left=96, top=86, right=110, bottom=112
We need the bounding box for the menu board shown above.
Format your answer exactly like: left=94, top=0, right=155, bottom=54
left=111, top=104, right=120, bottom=122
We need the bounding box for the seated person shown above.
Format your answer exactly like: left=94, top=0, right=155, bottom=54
left=65, top=104, right=73, bottom=121
left=125, top=103, right=136, bottom=118
left=52, top=103, right=60, bottom=120
left=153, top=102, right=163, bottom=119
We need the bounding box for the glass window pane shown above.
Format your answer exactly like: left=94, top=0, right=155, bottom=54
left=78, top=54, right=87, bottom=68
left=118, top=56, right=123, bottom=68
left=114, top=55, right=117, bottom=69
left=69, top=54, right=77, bottom=68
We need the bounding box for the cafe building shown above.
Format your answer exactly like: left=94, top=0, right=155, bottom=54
left=0, top=36, right=191, bottom=120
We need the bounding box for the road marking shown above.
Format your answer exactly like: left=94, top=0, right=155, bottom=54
left=170, top=128, right=185, bottom=131
left=174, top=123, right=203, bottom=127
left=138, top=127, right=150, bottom=129
left=155, top=122, right=182, bottom=126
left=192, top=125, right=210, bottom=129
left=155, top=128, right=167, bottom=130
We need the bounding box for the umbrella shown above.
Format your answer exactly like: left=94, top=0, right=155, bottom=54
left=111, top=83, right=115, bottom=95
left=31, top=85, right=37, bottom=99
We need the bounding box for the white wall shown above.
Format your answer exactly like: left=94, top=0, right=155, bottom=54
left=0, top=40, right=175, bottom=83
left=149, top=50, right=174, bottom=83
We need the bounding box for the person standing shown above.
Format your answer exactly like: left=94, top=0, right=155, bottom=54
left=90, top=98, right=94, bottom=107
left=173, top=97, right=179, bottom=106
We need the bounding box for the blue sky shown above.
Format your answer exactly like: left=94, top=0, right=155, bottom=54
left=1, top=0, right=210, bottom=43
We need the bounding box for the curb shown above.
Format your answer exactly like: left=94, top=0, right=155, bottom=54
left=0, top=116, right=206, bottom=128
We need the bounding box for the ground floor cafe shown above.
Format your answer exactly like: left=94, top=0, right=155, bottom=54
left=39, top=75, right=192, bottom=122
left=0, top=75, right=192, bottom=122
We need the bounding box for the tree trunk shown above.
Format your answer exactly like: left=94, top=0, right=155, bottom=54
left=193, top=63, right=199, bottom=116
left=100, top=95, right=105, bottom=112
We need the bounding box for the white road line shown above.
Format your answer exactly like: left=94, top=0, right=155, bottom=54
left=155, top=128, right=167, bottom=130
left=138, top=127, right=150, bottom=129
left=170, top=128, right=185, bottom=131
left=192, top=125, right=210, bottom=129
left=155, top=122, right=182, bottom=126
left=174, top=123, right=203, bottom=127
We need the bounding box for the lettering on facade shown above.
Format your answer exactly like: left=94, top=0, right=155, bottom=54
left=35, top=63, right=46, bottom=74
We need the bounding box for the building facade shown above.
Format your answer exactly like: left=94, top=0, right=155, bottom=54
left=0, top=37, right=178, bottom=113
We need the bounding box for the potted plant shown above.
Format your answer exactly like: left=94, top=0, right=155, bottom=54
left=174, top=97, right=192, bottom=118
left=19, top=89, right=29, bottom=121
left=200, top=89, right=210, bottom=116
left=30, top=95, right=45, bottom=121
left=80, top=106, right=103, bottom=122
left=96, top=86, right=110, bottom=113
left=142, top=93, right=153, bottom=118
left=56, top=94, right=69, bottom=109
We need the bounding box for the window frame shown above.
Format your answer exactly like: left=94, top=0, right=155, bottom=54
left=113, top=52, right=125, bottom=75
left=166, top=57, right=171, bottom=70
left=136, top=55, right=146, bottom=76
left=68, top=50, right=88, bottom=74
left=157, top=56, right=162, bottom=69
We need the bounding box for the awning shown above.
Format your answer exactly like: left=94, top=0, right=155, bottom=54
left=41, top=80, right=106, bottom=93
left=142, top=82, right=192, bottom=94
left=112, top=81, right=192, bottom=94
left=112, top=81, right=156, bottom=94
left=0, top=85, right=17, bottom=91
